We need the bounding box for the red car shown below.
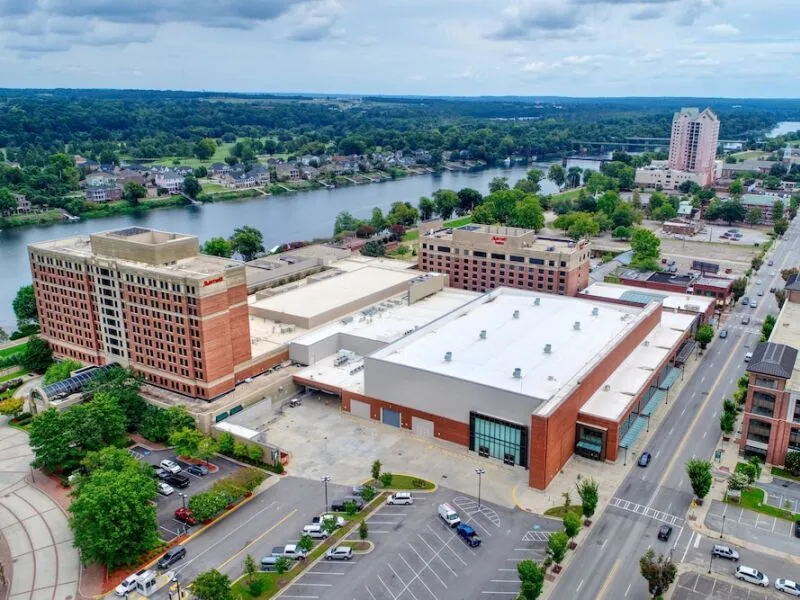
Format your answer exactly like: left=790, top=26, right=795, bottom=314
left=174, top=507, right=197, bottom=526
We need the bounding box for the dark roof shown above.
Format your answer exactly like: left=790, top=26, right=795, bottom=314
left=41, top=363, right=120, bottom=400
left=786, top=273, right=800, bottom=292
left=746, top=343, right=798, bottom=379
left=648, top=272, right=694, bottom=286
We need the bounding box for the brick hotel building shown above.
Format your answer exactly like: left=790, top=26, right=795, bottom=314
left=418, top=223, right=590, bottom=296
left=29, top=227, right=253, bottom=399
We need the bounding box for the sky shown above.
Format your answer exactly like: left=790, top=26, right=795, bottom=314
left=0, top=0, right=798, bottom=97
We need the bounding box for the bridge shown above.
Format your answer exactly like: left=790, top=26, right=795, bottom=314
left=568, top=137, right=746, bottom=152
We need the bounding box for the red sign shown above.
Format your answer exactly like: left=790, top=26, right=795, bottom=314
left=203, top=276, right=224, bottom=287
left=491, top=236, right=507, bottom=245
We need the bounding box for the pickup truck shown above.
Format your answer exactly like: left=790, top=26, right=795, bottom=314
left=312, top=514, right=346, bottom=529
left=456, top=523, right=482, bottom=547
left=271, top=544, right=308, bottom=561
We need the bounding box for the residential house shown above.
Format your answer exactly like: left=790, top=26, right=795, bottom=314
left=85, top=179, right=122, bottom=202
left=14, top=194, right=32, bottom=213
left=154, top=170, right=185, bottom=194
left=301, top=166, right=320, bottom=180
left=226, top=172, right=257, bottom=189
left=211, top=163, right=232, bottom=178
left=275, top=163, right=300, bottom=181
left=248, top=164, right=270, bottom=186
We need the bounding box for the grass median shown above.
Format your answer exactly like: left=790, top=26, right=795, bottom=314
left=728, top=487, right=798, bottom=522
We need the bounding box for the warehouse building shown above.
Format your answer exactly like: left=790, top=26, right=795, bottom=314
left=293, top=287, right=696, bottom=489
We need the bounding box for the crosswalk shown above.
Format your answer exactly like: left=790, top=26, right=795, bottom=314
left=608, top=496, right=685, bottom=526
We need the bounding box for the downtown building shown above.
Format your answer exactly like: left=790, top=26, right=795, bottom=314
left=418, top=222, right=591, bottom=296
left=28, top=227, right=256, bottom=399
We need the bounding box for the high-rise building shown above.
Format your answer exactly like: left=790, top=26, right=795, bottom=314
left=29, top=227, right=251, bottom=399
left=418, top=223, right=590, bottom=296
left=667, top=107, right=720, bottom=185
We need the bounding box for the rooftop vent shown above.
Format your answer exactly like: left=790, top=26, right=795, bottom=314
left=573, top=321, right=581, bottom=331
left=479, top=330, right=487, bottom=340
left=592, top=307, right=599, bottom=316
left=544, top=343, right=552, bottom=354
left=547, top=375, right=556, bottom=381
left=513, top=309, right=520, bottom=319
left=513, top=368, right=522, bottom=379
left=534, top=297, right=541, bottom=306
left=603, top=384, right=611, bottom=392
left=444, top=351, right=452, bottom=362
left=644, top=340, right=650, bottom=347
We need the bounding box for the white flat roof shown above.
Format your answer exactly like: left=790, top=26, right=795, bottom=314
left=294, top=288, right=480, bottom=348
left=370, top=289, right=645, bottom=404
left=296, top=352, right=366, bottom=394
left=250, top=266, right=420, bottom=320
left=579, top=311, right=695, bottom=421
left=581, top=282, right=714, bottom=313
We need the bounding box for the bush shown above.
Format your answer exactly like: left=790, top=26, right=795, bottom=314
left=0, top=396, right=24, bottom=417
left=359, top=520, right=369, bottom=540
left=228, top=467, right=267, bottom=492
left=218, top=431, right=235, bottom=455
left=371, top=460, right=382, bottom=480
left=248, top=579, right=264, bottom=596
left=233, top=440, right=248, bottom=459
left=247, top=443, right=263, bottom=463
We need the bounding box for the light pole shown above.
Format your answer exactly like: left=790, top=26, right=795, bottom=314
left=178, top=493, right=187, bottom=510
left=708, top=552, right=714, bottom=574
left=475, top=468, right=486, bottom=509
left=321, top=476, right=332, bottom=512
left=623, top=446, right=628, bottom=466
left=720, top=514, right=726, bottom=539
left=172, top=576, right=183, bottom=600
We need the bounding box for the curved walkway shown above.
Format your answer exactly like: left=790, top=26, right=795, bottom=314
left=0, top=421, right=79, bottom=600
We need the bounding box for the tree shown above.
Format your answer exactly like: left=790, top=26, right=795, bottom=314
left=43, top=359, right=82, bottom=385
left=275, top=556, right=291, bottom=575
left=230, top=226, right=264, bottom=261
left=170, top=427, right=205, bottom=459
left=576, top=478, right=599, bottom=519
left=727, top=471, right=749, bottom=492
left=774, top=218, right=789, bottom=236
left=728, top=178, right=744, bottom=197
left=596, top=191, right=619, bottom=216
left=762, top=314, right=777, bottom=341
left=194, top=138, right=217, bottom=160
left=69, top=392, right=129, bottom=453
left=202, top=237, right=233, bottom=258
left=0, top=396, right=24, bottom=418
left=748, top=455, right=762, bottom=481
left=720, top=199, right=747, bottom=224
left=218, top=432, right=235, bottom=455
left=361, top=241, right=385, bottom=257
left=344, top=500, right=359, bottom=518
left=612, top=226, right=632, bottom=240
left=194, top=166, right=208, bottom=178
left=639, top=549, right=677, bottom=598
left=752, top=256, right=763, bottom=272
left=188, top=491, right=228, bottom=522
left=359, top=519, right=369, bottom=540
left=630, top=228, right=661, bottom=271
left=732, top=277, right=748, bottom=301
left=192, top=569, right=233, bottom=600
left=371, top=459, right=382, bottom=480
left=243, top=554, right=258, bottom=583
left=563, top=512, right=582, bottom=539
left=418, top=197, right=435, bottom=220
left=611, top=203, right=635, bottom=228
left=685, top=459, right=713, bottom=500
left=21, top=336, right=53, bottom=373
left=359, top=485, right=377, bottom=503
left=488, top=177, right=509, bottom=193
left=457, top=187, right=483, bottom=213
left=297, top=534, right=314, bottom=553
left=380, top=472, right=393, bottom=488
left=386, top=201, right=419, bottom=226
left=746, top=207, right=762, bottom=225
left=517, top=559, right=544, bottom=600
left=30, top=409, right=74, bottom=472
left=69, top=463, right=158, bottom=569
left=652, top=204, right=677, bottom=222
left=548, top=164, right=566, bottom=189
left=510, top=196, right=545, bottom=230
left=567, top=213, right=600, bottom=240
left=566, top=166, right=583, bottom=189
left=547, top=531, right=568, bottom=565
left=123, top=182, right=147, bottom=205
left=695, top=324, right=714, bottom=350
left=82, top=447, right=143, bottom=475
left=0, top=188, right=18, bottom=213
left=720, top=409, right=736, bottom=435
left=12, top=285, right=38, bottom=327
left=784, top=451, right=800, bottom=477
left=433, top=189, right=460, bottom=220
left=182, top=175, right=202, bottom=198
left=370, top=207, right=386, bottom=231
left=356, top=224, right=376, bottom=239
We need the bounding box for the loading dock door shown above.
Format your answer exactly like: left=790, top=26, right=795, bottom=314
left=350, top=399, right=371, bottom=419
left=382, top=408, right=401, bottom=428
left=412, top=416, right=434, bottom=438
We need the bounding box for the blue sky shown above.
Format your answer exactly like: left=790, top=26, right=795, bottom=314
left=0, top=0, right=798, bottom=97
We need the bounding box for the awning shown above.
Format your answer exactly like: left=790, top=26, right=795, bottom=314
left=576, top=439, right=603, bottom=454
left=619, top=416, right=649, bottom=449
left=641, top=389, right=667, bottom=417
left=658, top=367, right=681, bottom=391
left=676, top=341, right=696, bottom=364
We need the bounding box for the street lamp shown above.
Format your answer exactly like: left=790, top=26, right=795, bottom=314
left=178, top=493, right=187, bottom=510
left=708, top=552, right=714, bottom=574
left=623, top=446, right=628, bottom=466
left=720, top=514, right=726, bottom=539
left=475, top=468, right=486, bottom=509
left=321, top=476, right=332, bottom=512
left=172, top=577, right=183, bottom=600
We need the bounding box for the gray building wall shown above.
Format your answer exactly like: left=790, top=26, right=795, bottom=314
left=364, top=357, right=541, bottom=427
left=290, top=332, right=388, bottom=365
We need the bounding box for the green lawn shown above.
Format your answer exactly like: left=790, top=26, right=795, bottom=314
left=383, top=474, right=435, bottom=490
left=732, top=487, right=796, bottom=521
left=771, top=466, right=800, bottom=482
left=444, top=215, right=473, bottom=228
left=136, top=140, right=238, bottom=168
left=548, top=187, right=584, bottom=202
left=544, top=504, right=583, bottom=518
left=231, top=572, right=282, bottom=600
left=0, top=343, right=27, bottom=360
left=0, top=369, right=28, bottom=383
left=730, top=150, right=764, bottom=160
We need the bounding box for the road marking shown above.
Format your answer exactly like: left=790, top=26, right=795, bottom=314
left=681, top=531, right=695, bottom=563
left=307, top=571, right=344, bottom=575
left=289, top=583, right=332, bottom=587
left=215, top=509, right=297, bottom=571
left=377, top=574, right=398, bottom=600
left=596, top=559, right=620, bottom=600
left=625, top=583, right=632, bottom=596
left=409, top=540, right=452, bottom=583
left=480, top=593, right=517, bottom=596
left=491, top=580, right=518, bottom=583
left=693, top=533, right=701, bottom=548
left=608, top=497, right=684, bottom=526
left=576, top=579, right=584, bottom=593
left=600, top=539, right=607, bottom=551
left=680, top=407, right=687, bottom=416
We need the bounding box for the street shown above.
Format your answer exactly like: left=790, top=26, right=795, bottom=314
left=551, top=217, right=800, bottom=600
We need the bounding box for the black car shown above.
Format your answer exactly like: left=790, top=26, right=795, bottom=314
left=795, top=521, right=800, bottom=539
left=187, top=464, right=209, bottom=476
left=165, top=473, right=190, bottom=489
left=157, top=545, right=186, bottom=569
left=330, top=496, right=365, bottom=512
left=719, top=329, right=728, bottom=339
left=658, top=525, right=672, bottom=541
left=638, top=452, right=652, bottom=467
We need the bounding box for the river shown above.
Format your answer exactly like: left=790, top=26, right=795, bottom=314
left=0, top=164, right=558, bottom=331
left=766, top=121, right=800, bottom=138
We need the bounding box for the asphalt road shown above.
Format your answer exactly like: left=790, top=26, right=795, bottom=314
left=551, top=217, right=800, bottom=600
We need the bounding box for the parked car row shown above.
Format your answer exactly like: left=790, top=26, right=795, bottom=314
left=706, top=543, right=799, bottom=596
left=438, top=502, right=482, bottom=547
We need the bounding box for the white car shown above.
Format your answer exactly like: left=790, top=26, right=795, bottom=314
left=777, top=579, right=800, bottom=596
left=736, top=565, right=769, bottom=587
left=160, top=459, right=181, bottom=474
left=157, top=482, right=175, bottom=496
left=325, top=546, right=353, bottom=561
left=387, top=492, right=414, bottom=505
left=114, top=571, right=145, bottom=596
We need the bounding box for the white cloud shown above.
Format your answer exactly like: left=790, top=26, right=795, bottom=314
left=706, top=23, right=740, bottom=36
left=679, top=52, right=721, bottom=66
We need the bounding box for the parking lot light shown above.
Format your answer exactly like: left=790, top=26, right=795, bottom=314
left=475, top=468, right=486, bottom=509
left=321, top=475, right=332, bottom=512
left=178, top=493, right=187, bottom=510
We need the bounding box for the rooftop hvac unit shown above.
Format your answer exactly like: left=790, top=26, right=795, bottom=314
left=544, top=343, right=552, bottom=354
left=573, top=321, right=581, bottom=331
left=480, top=330, right=487, bottom=340
left=513, top=309, right=520, bottom=319
left=603, top=384, right=611, bottom=392
left=513, top=368, right=522, bottom=379
left=444, top=351, right=453, bottom=362
left=547, top=375, right=556, bottom=381
left=644, top=341, right=650, bottom=347
left=534, top=297, right=541, bottom=306
left=592, top=307, right=599, bottom=316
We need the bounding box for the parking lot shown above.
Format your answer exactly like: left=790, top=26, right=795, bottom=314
left=284, top=488, right=559, bottom=599
left=132, top=446, right=246, bottom=541
left=706, top=500, right=800, bottom=556
left=673, top=571, right=778, bottom=600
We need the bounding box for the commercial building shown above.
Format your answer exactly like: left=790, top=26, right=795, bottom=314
left=418, top=224, right=590, bottom=296
left=668, top=107, right=720, bottom=186
left=740, top=293, right=800, bottom=465
left=740, top=194, right=788, bottom=224
left=293, top=286, right=696, bottom=490
left=618, top=269, right=734, bottom=308
left=634, top=165, right=707, bottom=192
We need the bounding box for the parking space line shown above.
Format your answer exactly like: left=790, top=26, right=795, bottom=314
left=425, top=525, right=471, bottom=563
left=377, top=574, right=399, bottom=600
left=411, top=538, right=454, bottom=580
left=490, top=580, right=517, bottom=583
left=369, top=521, right=402, bottom=525
left=306, top=571, right=345, bottom=575
left=388, top=562, right=420, bottom=600
left=365, top=586, right=379, bottom=600
left=288, top=583, right=332, bottom=587
left=280, top=596, right=319, bottom=599
left=480, top=592, right=517, bottom=595
left=399, top=553, right=440, bottom=600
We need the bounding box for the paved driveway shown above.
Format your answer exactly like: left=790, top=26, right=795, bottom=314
left=706, top=500, right=800, bottom=555
left=0, top=420, right=80, bottom=600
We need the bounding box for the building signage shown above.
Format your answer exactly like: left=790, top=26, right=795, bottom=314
left=203, top=276, right=224, bottom=287
left=491, top=236, right=507, bottom=245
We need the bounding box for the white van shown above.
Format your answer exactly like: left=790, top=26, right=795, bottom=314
left=387, top=492, right=414, bottom=505
left=438, top=503, right=460, bottom=527
left=301, top=524, right=330, bottom=539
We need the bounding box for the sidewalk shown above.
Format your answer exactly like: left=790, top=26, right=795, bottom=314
left=514, top=342, right=705, bottom=515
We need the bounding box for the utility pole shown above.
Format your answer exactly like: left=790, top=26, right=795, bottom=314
left=475, top=468, right=486, bottom=509
left=321, top=475, right=332, bottom=513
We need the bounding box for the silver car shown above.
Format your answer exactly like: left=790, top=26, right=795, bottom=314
left=325, top=546, right=353, bottom=561
left=776, top=579, right=800, bottom=596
